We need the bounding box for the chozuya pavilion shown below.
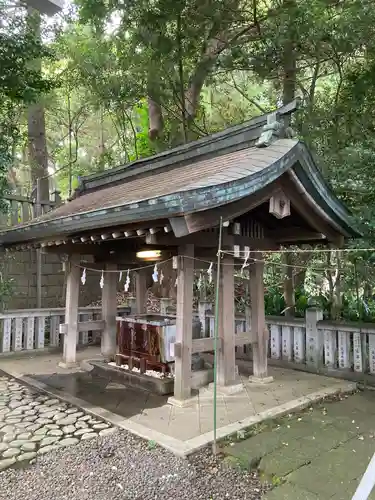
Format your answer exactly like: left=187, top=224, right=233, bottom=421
left=0, top=100, right=359, bottom=406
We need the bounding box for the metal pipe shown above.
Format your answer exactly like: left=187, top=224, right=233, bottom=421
left=212, top=216, right=223, bottom=455
left=352, top=452, right=375, bottom=500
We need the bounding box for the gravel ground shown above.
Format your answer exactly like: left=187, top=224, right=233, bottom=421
left=0, top=430, right=267, bottom=500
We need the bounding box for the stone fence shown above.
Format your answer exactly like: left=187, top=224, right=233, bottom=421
left=0, top=302, right=374, bottom=384
left=0, top=306, right=130, bottom=354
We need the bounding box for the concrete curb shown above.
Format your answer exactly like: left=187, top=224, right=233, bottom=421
left=0, top=367, right=357, bottom=458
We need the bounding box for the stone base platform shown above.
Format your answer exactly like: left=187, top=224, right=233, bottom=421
left=87, top=359, right=214, bottom=396
left=0, top=348, right=357, bottom=458
left=88, top=360, right=174, bottom=395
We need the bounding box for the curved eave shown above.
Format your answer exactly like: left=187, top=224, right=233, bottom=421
left=293, top=142, right=362, bottom=238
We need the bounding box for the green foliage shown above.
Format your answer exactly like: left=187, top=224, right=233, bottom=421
left=0, top=8, right=54, bottom=102
left=0, top=2, right=55, bottom=184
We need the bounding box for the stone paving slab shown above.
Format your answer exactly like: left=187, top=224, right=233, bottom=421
left=263, top=483, right=319, bottom=500
left=29, top=363, right=354, bottom=437
left=225, top=390, right=375, bottom=500
left=0, top=349, right=356, bottom=457
left=0, top=372, right=116, bottom=471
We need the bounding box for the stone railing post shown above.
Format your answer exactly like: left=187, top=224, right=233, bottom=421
left=160, top=297, right=173, bottom=316
left=305, top=308, right=324, bottom=369
left=127, top=297, right=137, bottom=315
left=198, top=300, right=212, bottom=337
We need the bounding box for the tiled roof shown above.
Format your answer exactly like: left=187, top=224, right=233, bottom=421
left=17, top=139, right=298, bottom=227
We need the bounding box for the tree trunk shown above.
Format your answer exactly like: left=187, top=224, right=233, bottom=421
left=282, top=0, right=297, bottom=124
left=148, top=97, right=163, bottom=140
left=280, top=1, right=297, bottom=314
left=283, top=253, right=295, bottom=316
left=27, top=9, right=49, bottom=201
left=332, top=250, right=342, bottom=320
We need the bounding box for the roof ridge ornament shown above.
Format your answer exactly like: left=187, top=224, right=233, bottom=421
left=255, top=112, right=295, bottom=148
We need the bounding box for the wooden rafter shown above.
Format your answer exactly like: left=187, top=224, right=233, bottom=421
left=176, top=184, right=278, bottom=236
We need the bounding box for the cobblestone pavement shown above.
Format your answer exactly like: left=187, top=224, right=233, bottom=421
left=224, top=390, right=375, bottom=499
left=0, top=374, right=115, bottom=471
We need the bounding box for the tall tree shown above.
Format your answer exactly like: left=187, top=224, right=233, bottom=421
left=0, top=0, right=53, bottom=202
left=26, top=8, right=50, bottom=201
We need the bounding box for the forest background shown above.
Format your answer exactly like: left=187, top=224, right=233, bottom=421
left=2, top=0, right=375, bottom=321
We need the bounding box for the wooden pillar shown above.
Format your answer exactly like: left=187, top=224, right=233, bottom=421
left=101, top=262, right=117, bottom=360
left=215, top=254, right=243, bottom=393
left=168, top=244, right=194, bottom=406
left=59, top=255, right=80, bottom=368
left=135, top=269, right=147, bottom=315
left=250, top=253, right=273, bottom=383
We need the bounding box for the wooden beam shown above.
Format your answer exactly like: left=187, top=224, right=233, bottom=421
left=60, top=320, right=105, bottom=334
left=235, top=332, right=257, bottom=346
left=43, top=242, right=109, bottom=257
left=184, top=184, right=278, bottom=235
left=146, top=232, right=218, bottom=247
left=269, top=227, right=326, bottom=243
left=192, top=337, right=222, bottom=353
left=145, top=231, right=278, bottom=251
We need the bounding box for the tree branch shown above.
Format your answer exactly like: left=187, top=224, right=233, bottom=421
left=229, top=75, right=267, bottom=113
